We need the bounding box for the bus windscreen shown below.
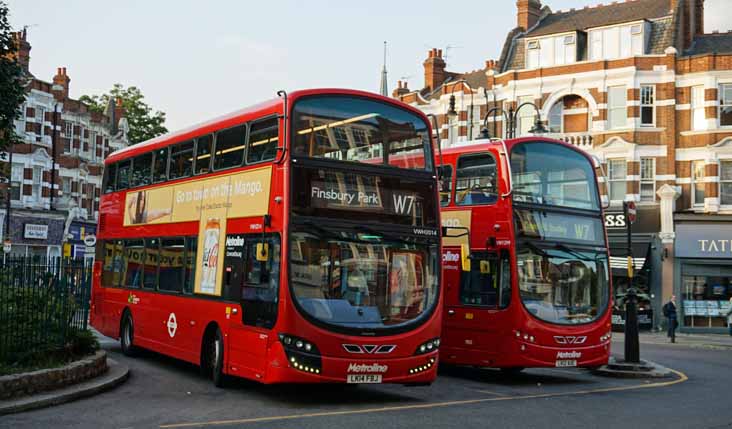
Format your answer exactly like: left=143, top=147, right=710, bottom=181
left=291, top=96, right=432, bottom=171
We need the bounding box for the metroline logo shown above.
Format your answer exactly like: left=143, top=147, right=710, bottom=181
left=442, top=251, right=460, bottom=263
left=347, top=363, right=388, bottom=373
left=557, top=351, right=582, bottom=359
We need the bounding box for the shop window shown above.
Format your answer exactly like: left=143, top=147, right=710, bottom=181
left=131, top=153, right=152, bottom=188
left=720, top=160, right=732, bottom=206
left=123, top=239, right=144, bottom=288
left=438, top=165, right=453, bottom=206
left=455, top=153, right=497, bottom=206
left=143, top=238, right=159, bottom=289
left=169, top=140, right=194, bottom=180
left=194, top=135, right=213, bottom=174
left=640, top=85, right=655, bottom=126
left=691, top=160, right=705, bottom=207
left=607, top=159, right=627, bottom=202
left=214, top=124, right=246, bottom=170
left=159, top=238, right=185, bottom=293
left=639, top=158, right=655, bottom=202
left=682, top=274, right=732, bottom=329
left=720, top=83, right=732, bottom=127
left=152, top=147, right=168, bottom=183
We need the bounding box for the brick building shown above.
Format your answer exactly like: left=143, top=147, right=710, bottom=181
left=395, top=0, right=732, bottom=332
left=5, top=30, right=128, bottom=260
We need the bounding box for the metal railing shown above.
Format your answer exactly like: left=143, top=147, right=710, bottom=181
left=0, top=257, right=92, bottom=363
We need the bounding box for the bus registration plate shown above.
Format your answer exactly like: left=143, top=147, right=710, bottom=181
left=555, top=359, right=577, bottom=368
left=347, top=374, right=382, bottom=384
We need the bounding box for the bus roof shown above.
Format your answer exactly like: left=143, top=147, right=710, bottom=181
left=105, top=88, right=428, bottom=165
left=438, top=136, right=593, bottom=161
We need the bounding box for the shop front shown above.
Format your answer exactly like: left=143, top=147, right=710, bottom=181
left=606, top=206, right=662, bottom=331
left=6, top=209, right=65, bottom=259
left=674, top=216, right=732, bottom=334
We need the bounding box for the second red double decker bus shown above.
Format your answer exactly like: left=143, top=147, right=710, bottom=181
left=438, top=137, right=611, bottom=371
left=91, top=89, right=442, bottom=386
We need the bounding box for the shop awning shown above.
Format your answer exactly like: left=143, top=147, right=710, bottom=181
left=609, top=241, right=651, bottom=276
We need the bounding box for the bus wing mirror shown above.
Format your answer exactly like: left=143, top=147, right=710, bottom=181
left=461, top=243, right=471, bottom=272
left=256, top=243, right=269, bottom=262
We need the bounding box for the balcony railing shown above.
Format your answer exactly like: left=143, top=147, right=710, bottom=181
left=545, top=132, right=594, bottom=150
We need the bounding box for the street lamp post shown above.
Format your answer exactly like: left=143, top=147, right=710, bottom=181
left=479, top=101, right=548, bottom=140
left=50, top=102, right=59, bottom=210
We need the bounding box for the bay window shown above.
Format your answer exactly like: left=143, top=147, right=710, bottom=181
left=608, top=159, right=627, bottom=202
left=608, top=86, right=627, bottom=129
left=526, top=34, right=576, bottom=70
left=589, top=22, right=645, bottom=61
left=640, top=158, right=655, bottom=202
left=720, top=83, right=732, bottom=127
left=721, top=160, right=732, bottom=206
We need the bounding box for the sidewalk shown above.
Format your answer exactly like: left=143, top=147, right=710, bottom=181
left=613, top=331, right=732, bottom=350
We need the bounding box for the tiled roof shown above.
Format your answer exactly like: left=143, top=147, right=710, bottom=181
left=526, top=0, right=674, bottom=37
left=685, top=33, right=732, bottom=56
left=647, top=17, right=675, bottom=54
left=462, top=68, right=487, bottom=90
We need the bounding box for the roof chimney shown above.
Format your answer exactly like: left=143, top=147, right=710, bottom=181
left=423, top=48, right=447, bottom=93
left=392, top=80, right=410, bottom=98
left=516, top=0, right=542, bottom=31
left=52, top=67, right=70, bottom=99
left=11, top=29, right=31, bottom=72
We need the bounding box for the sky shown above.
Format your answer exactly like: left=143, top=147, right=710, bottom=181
left=7, top=0, right=730, bottom=131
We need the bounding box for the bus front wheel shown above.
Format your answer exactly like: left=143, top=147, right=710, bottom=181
left=120, top=313, right=137, bottom=357
left=205, top=327, right=226, bottom=387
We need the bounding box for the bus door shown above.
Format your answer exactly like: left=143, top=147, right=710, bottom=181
left=443, top=249, right=511, bottom=365
left=223, top=235, right=279, bottom=379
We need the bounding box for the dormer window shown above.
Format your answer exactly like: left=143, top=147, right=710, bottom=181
left=526, top=33, right=577, bottom=70
left=589, top=21, right=647, bottom=61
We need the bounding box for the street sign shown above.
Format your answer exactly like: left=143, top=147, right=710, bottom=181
left=626, top=201, right=637, bottom=224
left=83, top=234, right=97, bottom=247
left=3, top=240, right=10, bottom=254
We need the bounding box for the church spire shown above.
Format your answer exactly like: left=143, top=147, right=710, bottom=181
left=379, top=41, right=388, bottom=96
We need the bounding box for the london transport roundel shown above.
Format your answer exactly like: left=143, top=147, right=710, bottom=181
left=167, top=313, right=178, bottom=338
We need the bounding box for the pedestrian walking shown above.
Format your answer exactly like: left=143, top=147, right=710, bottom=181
left=727, top=297, right=732, bottom=337
left=663, top=295, right=678, bottom=343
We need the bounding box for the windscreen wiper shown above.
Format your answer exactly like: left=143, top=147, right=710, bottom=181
left=522, top=241, right=549, bottom=257
left=553, top=243, right=595, bottom=262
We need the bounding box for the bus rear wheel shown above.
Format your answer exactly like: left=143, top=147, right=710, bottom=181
left=206, top=328, right=226, bottom=387
left=120, top=313, right=137, bottom=357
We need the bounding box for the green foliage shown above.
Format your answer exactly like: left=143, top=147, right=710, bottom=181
left=80, top=83, right=168, bottom=144
left=0, top=1, right=26, bottom=151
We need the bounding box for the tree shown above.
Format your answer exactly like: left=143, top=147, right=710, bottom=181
left=80, top=84, right=168, bottom=144
left=0, top=1, right=26, bottom=151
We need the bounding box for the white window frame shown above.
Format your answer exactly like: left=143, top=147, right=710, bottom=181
left=37, top=107, right=46, bottom=137
left=692, top=86, right=706, bottom=131
left=10, top=163, right=23, bottom=201
left=527, top=40, right=540, bottom=69
left=640, top=85, right=655, bottom=127
left=516, top=96, right=534, bottom=137
left=639, top=157, right=656, bottom=202
left=32, top=165, right=42, bottom=201
left=64, top=122, right=73, bottom=138
left=90, top=131, right=97, bottom=161
left=591, top=30, right=603, bottom=60
left=691, top=160, right=705, bottom=208
left=607, top=159, right=627, bottom=202
left=608, top=85, right=628, bottom=129
left=62, top=177, right=72, bottom=195
left=720, top=83, right=732, bottom=128
left=548, top=101, right=563, bottom=133
left=720, top=160, right=732, bottom=206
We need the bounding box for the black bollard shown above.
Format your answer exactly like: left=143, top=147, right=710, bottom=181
left=624, top=288, right=640, bottom=363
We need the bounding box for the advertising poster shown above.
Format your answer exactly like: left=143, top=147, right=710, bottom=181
left=123, top=166, right=272, bottom=296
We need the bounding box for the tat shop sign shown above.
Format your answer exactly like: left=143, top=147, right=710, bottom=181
left=675, top=223, right=732, bottom=258
left=24, top=224, right=49, bottom=240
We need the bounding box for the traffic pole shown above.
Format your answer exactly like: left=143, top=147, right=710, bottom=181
left=623, top=201, right=640, bottom=363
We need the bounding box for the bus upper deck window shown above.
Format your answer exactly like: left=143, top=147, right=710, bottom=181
left=131, top=153, right=153, bottom=188
left=247, top=118, right=279, bottom=164
left=438, top=165, right=453, bottom=206
left=169, top=141, right=194, bottom=179
left=104, top=163, right=117, bottom=193
left=116, top=160, right=131, bottom=191
left=195, top=135, right=213, bottom=175
left=455, top=153, right=497, bottom=206
left=214, top=125, right=246, bottom=170
left=152, top=148, right=169, bottom=183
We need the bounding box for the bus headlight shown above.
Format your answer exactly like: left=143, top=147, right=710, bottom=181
left=415, top=338, right=440, bottom=355
left=279, top=333, right=322, bottom=374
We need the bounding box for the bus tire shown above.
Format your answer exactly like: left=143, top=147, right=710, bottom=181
left=206, top=327, right=226, bottom=388
left=120, top=313, right=137, bottom=357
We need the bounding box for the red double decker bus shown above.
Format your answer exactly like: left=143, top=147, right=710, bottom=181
left=90, top=89, right=443, bottom=386
left=438, top=137, right=611, bottom=371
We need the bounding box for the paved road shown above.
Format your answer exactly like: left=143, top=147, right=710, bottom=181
left=3, top=335, right=731, bottom=429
